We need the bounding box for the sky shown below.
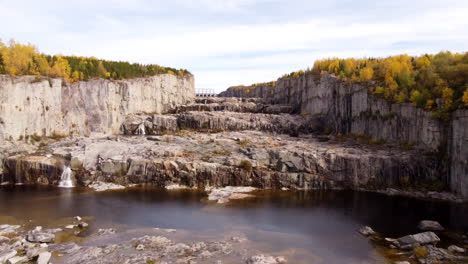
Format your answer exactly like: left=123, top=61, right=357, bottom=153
left=0, top=0, right=467, bottom=92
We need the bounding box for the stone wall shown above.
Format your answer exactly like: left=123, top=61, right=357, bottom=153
left=0, top=74, right=194, bottom=140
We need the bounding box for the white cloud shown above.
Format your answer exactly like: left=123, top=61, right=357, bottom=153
left=0, top=0, right=467, bottom=92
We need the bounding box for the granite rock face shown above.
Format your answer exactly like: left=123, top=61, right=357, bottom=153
left=0, top=74, right=194, bottom=141
left=2, top=131, right=442, bottom=193
left=121, top=111, right=311, bottom=136
left=220, top=73, right=468, bottom=199
left=450, top=110, right=468, bottom=199
left=220, top=73, right=445, bottom=151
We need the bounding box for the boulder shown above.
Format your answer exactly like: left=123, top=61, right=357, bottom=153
left=448, top=245, right=466, bottom=253
left=417, top=220, right=444, bottom=231
left=88, top=181, right=125, bottom=192
left=37, top=252, right=51, bottom=264
left=246, top=255, right=287, bottom=264
left=358, top=226, right=376, bottom=236
left=7, top=256, right=28, bottom=264
left=397, top=232, right=440, bottom=247
left=0, top=250, right=17, bottom=263
left=26, top=232, right=55, bottom=243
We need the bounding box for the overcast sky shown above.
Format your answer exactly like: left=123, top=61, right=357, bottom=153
left=1, top=0, right=467, bottom=92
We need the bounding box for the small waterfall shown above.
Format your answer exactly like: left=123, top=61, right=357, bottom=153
left=58, top=166, right=75, bottom=188
left=136, top=123, right=146, bottom=135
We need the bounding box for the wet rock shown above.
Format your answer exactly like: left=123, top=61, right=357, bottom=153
left=88, top=181, right=125, bottom=191
left=66, top=246, right=103, bottom=263
left=78, top=222, right=89, bottom=228
left=397, top=232, right=440, bottom=247
left=207, top=242, right=233, bottom=255
left=74, top=216, right=82, bottom=221
left=49, top=242, right=81, bottom=254
left=167, top=243, right=190, bottom=256
left=0, top=225, right=20, bottom=236
left=26, top=231, right=55, bottom=243
left=0, top=250, right=17, bottom=263
left=135, top=244, right=145, bottom=251
left=132, top=236, right=172, bottom=249
left=246, top=255, right=287, bottom=264
left=166, top=184, right=191, bottom=190
left=358, top=226, right=376, bottom=236
left=448, top=245, right=466, bottom=253
left=208, top=186, right=256, bottom=204
left=26, top=246, right=47, bottom=259
left=97, top=228, right=116, bottom=236
left=417, top=220, right=444, bottom=231
left=37, top=251, right=51, bottom=264
left=231, top=236, right=247, bottom=243
left=44, top=228, right=62, bottom=234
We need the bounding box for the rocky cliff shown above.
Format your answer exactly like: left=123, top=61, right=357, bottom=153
left=0, top=74, right=194, bottom=141
left=220, top=73, right=467, bottom=198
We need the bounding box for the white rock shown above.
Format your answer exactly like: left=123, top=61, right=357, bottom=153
left=165, top=184, right=191, bottom=190
left=448, top=245, right=466, bottom=253
left=78, top=222, right=89, bottom=228
left=0, top=250, right=17, bottom=263
left=7, top=255, right=28, bottom=264
left=74, top=216, right=82, bottom=221
left=135, top=244, right=145, bottom=251
left=358, top=226, right=376, bottom=236
left=37, top=252, right=52, bottom=264
left=397, top=232, right=440, bottom=246
left=88, top=181, right=125, bottom=192
left=246, top=255, right=286, bottom=264
left=65, top=225, right=75, bottom=229
left=208, top=186, right=256, bottom=203
left=417, top=220, right=444, bottom=231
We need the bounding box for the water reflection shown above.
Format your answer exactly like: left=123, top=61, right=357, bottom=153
left=1, top=186, right=468, bottom=263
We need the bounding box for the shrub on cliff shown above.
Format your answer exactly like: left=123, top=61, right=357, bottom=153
left=0, top=39, right=190, bottom=81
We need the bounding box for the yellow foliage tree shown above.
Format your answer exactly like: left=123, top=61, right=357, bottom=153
left=359, top=67, right=374, bottom=82
left=441, top=87, right=454, bottom=109
left=50, top=56, right=71, bottom=81
left=463, top=89, right=468, bottom=107
left=0, top=40, right=37, bottom=76
left=415, top=56, right=431, bottom=69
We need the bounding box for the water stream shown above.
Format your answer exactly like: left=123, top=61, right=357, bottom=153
left=136, top=123, right=146, bottom=135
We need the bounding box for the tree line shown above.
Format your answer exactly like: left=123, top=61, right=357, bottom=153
left=281, top=52, right=468, bottom=117
left=0, top=39, right=191, bottom=82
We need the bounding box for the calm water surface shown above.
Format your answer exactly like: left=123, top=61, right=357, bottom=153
left=1, top=186, right=468, bottom=263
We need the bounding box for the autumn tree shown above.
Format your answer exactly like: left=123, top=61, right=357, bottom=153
left=359, top=67, right=374, bottom=82
left=463, top=88, right=468, bottom=107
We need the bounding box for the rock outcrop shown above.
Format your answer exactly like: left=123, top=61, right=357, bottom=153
left=220, top=73, right=468, bottom=199
left=2, top=130, right=443, bottom=194
left=0, top=74, right=194, bottom=141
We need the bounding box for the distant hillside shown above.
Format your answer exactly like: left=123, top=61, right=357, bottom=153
left=223, top=52, right=468, bottom=118
left=0, top=39, right=191, bottom=82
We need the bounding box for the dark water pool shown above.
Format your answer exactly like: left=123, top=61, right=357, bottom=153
left=1, top=186, right=467, bottom=263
